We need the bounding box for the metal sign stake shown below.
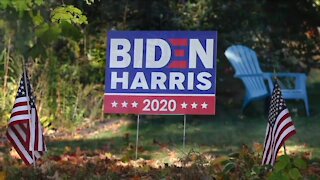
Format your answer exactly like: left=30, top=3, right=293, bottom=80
left=135, top=114, right=140, bottom=160
left=183, top=114, right=186, bottom=149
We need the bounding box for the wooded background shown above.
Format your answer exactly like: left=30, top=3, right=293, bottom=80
left=1, top=0, right=320, bottom=128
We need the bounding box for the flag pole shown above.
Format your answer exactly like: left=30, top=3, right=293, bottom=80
left=283, top=144, right=287, bottom=155
left=22, top=60, right=36, bottom=167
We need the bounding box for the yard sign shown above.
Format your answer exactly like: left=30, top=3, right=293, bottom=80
left=104, top=31, right=217, bottom=115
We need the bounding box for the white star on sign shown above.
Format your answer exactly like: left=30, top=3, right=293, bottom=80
left=111, top=101, right=118, bottom=107
left=201, top=102, right=208, bottom=109
left=181, top=102, right=188, bottom=109
left=121, top=101, right=128, bottom=108
left=131, top=101, right=138, bottom=108
left=191, top=102, right=198, bottom=109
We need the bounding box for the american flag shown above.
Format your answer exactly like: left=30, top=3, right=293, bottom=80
left=6, top=70, right=46, bottom=165
left=262, top=81, right=296, bottom=166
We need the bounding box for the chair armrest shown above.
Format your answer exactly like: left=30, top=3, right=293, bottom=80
left=264, top=72, right=307, bottom=90
left=235, top=73, right=274, bottom=93
left=264, top=72, right=306, bottom=79
left=235, top=73, right=266, bottom=78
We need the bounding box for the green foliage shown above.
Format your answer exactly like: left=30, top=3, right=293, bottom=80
left=51, top=5, right=88, bottom=25
left=35, top=24, right=62, bottom=43
left=0, top=0, right=44, bottom=12
left=1, top=0, right=320, bottom=128
left=268, top=155, right=307, bottom=180
left=0, top=0, right=95, bottom=128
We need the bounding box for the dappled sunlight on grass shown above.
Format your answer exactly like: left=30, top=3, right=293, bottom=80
left=285, top=144, right=320, bottom=159
left=42, top=112, right=320, bottom=163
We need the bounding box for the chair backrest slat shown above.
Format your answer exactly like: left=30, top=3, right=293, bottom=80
left=225, top=45, right=268, bottom=96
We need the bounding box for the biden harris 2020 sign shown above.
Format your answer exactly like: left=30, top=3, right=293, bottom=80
left=104, top=31, right=217, bottom=115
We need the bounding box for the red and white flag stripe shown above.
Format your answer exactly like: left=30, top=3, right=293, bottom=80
left=6, top=73, right=46, bottom=165
left=262, top=108, right=296, bottom=165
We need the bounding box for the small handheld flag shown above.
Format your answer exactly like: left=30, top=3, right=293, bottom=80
left=6, top=69, right=47, bottom=165
left=262, top=81, right=296, bottom=166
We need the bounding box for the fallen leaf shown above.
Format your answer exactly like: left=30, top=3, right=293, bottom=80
left=253, top=143, right=263, bottom=153
left=131, top=175, right=141, bottom=180
left=0, top=171, right=6, bottom=180
left=211, top=156, right=230, bottom=166
left=64, top=146, right=72, bottom=153
left=47, top=171, right=61, bottom=180
left=76, top=147, right=82, bottom=156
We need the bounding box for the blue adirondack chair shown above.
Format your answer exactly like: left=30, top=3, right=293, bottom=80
left=224, top=45, right=310, bottom=116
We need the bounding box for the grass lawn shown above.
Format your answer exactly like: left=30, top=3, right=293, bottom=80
left=0, top=72, right=319, bottom=179
left=46, top=112, right=320, bottom=164
left=44, top=69, right=320, bottom=164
